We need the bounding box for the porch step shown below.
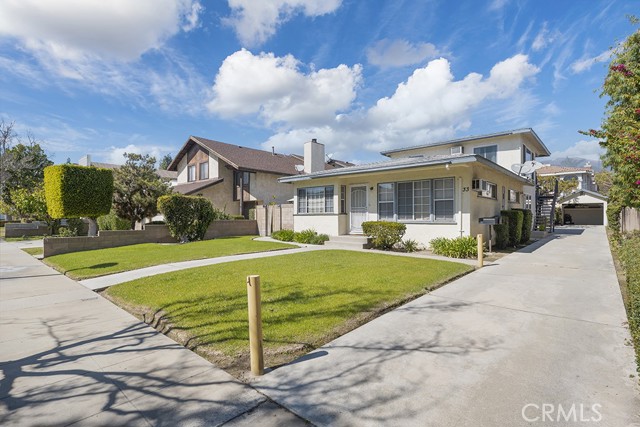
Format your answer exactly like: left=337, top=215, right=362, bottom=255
left=324, top=234, right=372, bottom=250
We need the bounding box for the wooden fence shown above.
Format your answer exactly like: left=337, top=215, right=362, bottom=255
left=255, top=204, right=294, bottom=236
left=621, top=207, right=640, bottom=233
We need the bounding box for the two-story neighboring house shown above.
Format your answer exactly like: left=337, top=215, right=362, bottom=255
left=167, top=136, right=352, bottom=217
left=536, top=164, right=597, bottom=193
left=280, top=128, right=550, bottom=246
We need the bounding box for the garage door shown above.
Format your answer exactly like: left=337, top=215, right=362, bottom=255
left=563, top=204, right=604, bottom=225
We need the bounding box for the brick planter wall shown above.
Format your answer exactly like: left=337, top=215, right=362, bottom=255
left=43, top=221, right=259, bottom=257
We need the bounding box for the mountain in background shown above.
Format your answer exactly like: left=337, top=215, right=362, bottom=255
left=541, top=157, right=604, bottom=172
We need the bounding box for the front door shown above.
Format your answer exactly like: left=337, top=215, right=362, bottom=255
left=350, top=185, right=368, bottom=233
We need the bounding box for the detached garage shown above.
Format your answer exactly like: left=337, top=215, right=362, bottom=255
left=558, top=190, right=608, bottom=226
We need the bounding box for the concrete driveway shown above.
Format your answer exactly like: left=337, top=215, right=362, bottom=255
left=254, top=226, right=640, bottom=426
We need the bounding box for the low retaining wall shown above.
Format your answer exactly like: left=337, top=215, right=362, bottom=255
left=43, top=220, right=259, bottom=257
left=5, top=222, right=49, bottom=238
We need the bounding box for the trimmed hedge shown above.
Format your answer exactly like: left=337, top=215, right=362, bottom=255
left=362, top=221, right=406, bottom=250
left=494, top=215, right=510, bottom=249
left=618, top=232, right=640, bottom=372
left=501, top=210, right=523, bottom=247
left=44, top=164, right=113, bottom=219
left=513, top=208, right=533, bottom=243
left=158, top=194, right=222, bottom=242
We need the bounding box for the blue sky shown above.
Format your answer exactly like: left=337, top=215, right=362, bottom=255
left=0, top=0, right=636, bottom=165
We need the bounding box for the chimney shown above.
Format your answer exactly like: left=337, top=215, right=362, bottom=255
left=79, top=154, right=91, bottom=166
left=304, top=138, right=325, bottom=173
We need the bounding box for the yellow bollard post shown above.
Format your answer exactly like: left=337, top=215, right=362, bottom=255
left=246, top=275, right=264, bottom=375
left=477, top=234, right=484, bottom=268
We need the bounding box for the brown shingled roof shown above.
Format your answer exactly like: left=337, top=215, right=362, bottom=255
left=173, top=178, right=223, bottom=195
left=169, top=136, right=352, bottom=175
left=537, top=165, right=592, bottom=175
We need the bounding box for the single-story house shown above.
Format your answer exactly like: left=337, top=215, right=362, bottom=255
left=280, top=128, right=551, bottom=246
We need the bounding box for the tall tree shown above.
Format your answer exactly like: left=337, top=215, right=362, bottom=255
left=0, top=121, right=53, bottom=213
left=159, top=154, right=173, bottom=170
left=112, top=153, right=171, bottom=229
left=595, top=170, right=614, bottom=195
left=581, top=22, right=640, bottom=231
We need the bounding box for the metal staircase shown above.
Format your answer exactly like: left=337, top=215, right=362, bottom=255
left=535, top=178, right=558, bottom=232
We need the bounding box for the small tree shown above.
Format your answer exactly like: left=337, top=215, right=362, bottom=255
left=157, top=194, right=216, bottom=242
left=159, top=154, right=173, bottom=170
left=44, top=164, right=113, bottom=236
left=595, top=170, right=614, bottom=195
left=113, top=153, right=171, bottom=229
left=11, top=186, right=60, bottom=234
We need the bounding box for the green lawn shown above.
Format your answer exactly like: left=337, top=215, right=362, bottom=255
left=45, top=236, right=296, bottom=280
left=103, top=250, right=472, bottom=376
left=22, top=247, right=43, bottom=256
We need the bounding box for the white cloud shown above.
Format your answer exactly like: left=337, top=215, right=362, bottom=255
left=213, top=53, right=539, bottom=160
left=106, top=143, right=175, bottom=165
left=488, top=0, right=509, bottom=11
left=366, top=39, right=440, bottom=68
left=0, top=0, right=202, bottom=62
left=224, top=0, right=342, bottom=46
left=549, top=139, right=604, bottom=161
left=531, top=22, right=559, bottom=52
left=207, top=49, right=362, bottom=127
left=570, top=49, right=612, bottom=74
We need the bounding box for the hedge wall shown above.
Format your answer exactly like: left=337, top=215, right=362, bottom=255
left=501, top=210, right=523, bottom=247
left=513, top=208, right=533, bottom=243
left=494, top=215, right=510, bottom=250
left=44, top=164, right=113, bottom=219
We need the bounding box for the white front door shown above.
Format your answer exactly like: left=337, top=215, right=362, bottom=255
left=350, top=185, right=368, bottom=233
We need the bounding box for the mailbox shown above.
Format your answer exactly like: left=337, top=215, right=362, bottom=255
left=479, top=216, right=500, bottom=225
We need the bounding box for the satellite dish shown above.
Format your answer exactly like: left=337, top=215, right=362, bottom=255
left=512, top=163, right=535, bottom=175
left=294, top=164, right=305, bottom=173
left=525, top=160, right=545, bottom=171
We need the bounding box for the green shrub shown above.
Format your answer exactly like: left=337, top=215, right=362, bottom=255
left=514, top=208, right=532, bottom=243
left=494, top=215, right=510, bottom=249
left=248, top=208, right=256, bottom=220
left=401, top=238, right=420, bottom=253
left=97, top=210, right=131, bottom=230
left=430, top=236, right=478, bottom=258
left=290, top=229, right=329, bottom=245
left=230, top=215, right=246, bottom=220
left=44, top=164, right=113, bottom=219
left=618, top=232, right=640, bottom=372
left=157, top=194, right=215, bottom=242
left=362, top=221, right=406, bottom=250
left=146, top=220, right=166, bottom=225
left=58, top=226, right=76, bottom=237
left=272, top=229, right=295, bottom=242
left=66, top=218, right=85, bottom=235
left=501, top=210, right=523, bottom=247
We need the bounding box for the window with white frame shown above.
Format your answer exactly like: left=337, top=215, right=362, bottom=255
left=509, top=189, right=521, bottom=203
left=377, top=177, right=454, bottom=222
left=525, top=194, right=532, bottom=210
left=473, top=145, right=498, bottom=163
left=187, top=164, right=196, bottom=182
left=298, top=186, right=334, bottom=214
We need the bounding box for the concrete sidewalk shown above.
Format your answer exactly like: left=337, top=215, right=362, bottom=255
left=254, top=226, right=640, bottom=426
left=79, top=246, right=321, bottom=290
left=0, top=241, right=307, bottom=426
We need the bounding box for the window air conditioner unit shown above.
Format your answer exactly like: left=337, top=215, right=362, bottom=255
left=472, top=179, right=486, bottom=191
left=472, top=179, right=494, bottom=197
left=450, top=146, right=464, bottom=155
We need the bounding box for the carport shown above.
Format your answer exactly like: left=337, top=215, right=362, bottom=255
left=558, top=189, right=608, bottom=226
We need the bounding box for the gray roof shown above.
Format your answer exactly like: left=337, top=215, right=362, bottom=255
left=557, top=189, right=607, bottom=204
left=279, top=153, right=530, bottom=184
left=380, top=128, right=551, bottom=157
